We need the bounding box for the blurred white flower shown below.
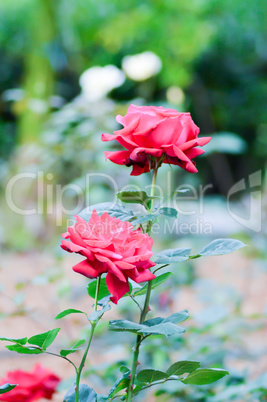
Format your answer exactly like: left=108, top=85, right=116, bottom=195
left=166, top=86, right=185, bottom=105
left=28, top=99, right=48, bottom=114
left=79, top=65, right=125, bottom=101
left=122, top=51, right=162, bottom=81
left=2, top=88, right=25, bottom=102
left=49, top=95, right=65, bottom=108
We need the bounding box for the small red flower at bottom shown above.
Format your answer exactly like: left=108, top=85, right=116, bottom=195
left=0, top=364, right=60, bottom=402
left=61, top=210, right=156, bottom=303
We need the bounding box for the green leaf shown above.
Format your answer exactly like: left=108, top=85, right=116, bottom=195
left=133, top=206, right=179, bottom=224
left=63, top=384, right=97, bottom=401
left=0, top=384, right=17, bottom=394
left=120, top=366, right=130, bottom=374
left=6, top=344, right=43, bottom=354
left=60, top=339, right=86, bottom=357
left=144, top=311, right=189, bottom=326
left=55, top=309, right=87, bottom=320
left=166, top=361, right=201, bottom=377
left=89, top=304, right=111, bottom=322
left=158, top=207, right=178, bottom=218
left=163, top=311, right=189, bottom=323
left=109, top=320, right=144, bottom=333
left=137, top=369, right=167, bottom=384
left=132, top=212, right=159, bottom=225
left=141, top=317, right=164, bottom=326
left=79, top=203, right=134, bottom=222
left=191, top=238, right=246, bottom=258
left=134, top=272, right=173, bottom=296
left=87, top=278, right=110, bottom=300
left=96, top=396, right=108, bottom=402
left=139, top=322, right=186, bottom=337
left=0, top=337, right=28, bottom=345
left=181, top=368, right=229, bottom=385
left=140, top=311, right=188, bottom=337
left=28, top=328, right=60, bottom=350
left=108, top=368, right=131, bottom=398
left=117, top=191, right=157, bottom=210
left=109, top=311, right=188, bottom=337
left=97, top=295, right=110, bottom=306
left=155, top=248, right=191, bottom=264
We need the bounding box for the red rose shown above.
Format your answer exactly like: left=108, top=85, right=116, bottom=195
left=102, top=104, right=211, bottom=175
left=0, top=364, right=60, bottom=402
left=61, top=211, right=156, bottom=303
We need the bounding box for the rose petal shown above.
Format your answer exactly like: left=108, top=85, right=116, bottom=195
left=148, top=116, right=183, bottom=147
left=115, top=261, right=135, bottom=270
left=61, top=210, right=156, bottom=303
left=106, top=273, right=130, bottom=304
left=130, top=164, right=150, bottom=176
left=172, top=145, right=198, bottom=173
left=179, top=136, right=212, bottom=151
left=185, top=147, right=205, bottom=158
left=61, top=240, right=83, bottom=253
left=129, top=147, right=164, bottom=161
left=72, top=259, right=100, bottom=278
left=106, top=259, right=127, bottom=282
left=129, top=269, right=156, bottom=283
left=104, top=150, right=131, bottom=165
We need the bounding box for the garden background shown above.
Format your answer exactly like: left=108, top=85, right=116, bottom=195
left=0, top=0, right=266, bottom=400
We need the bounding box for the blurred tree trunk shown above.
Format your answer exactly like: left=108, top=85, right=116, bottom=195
left=17, top=0, right=57, bottom=144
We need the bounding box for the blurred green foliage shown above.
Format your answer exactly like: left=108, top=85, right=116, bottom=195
left=79, top=243, right=267, bottom=401
left=0, top=0, right=266, bottom=173
left=0, top=2, right=266, bottom=400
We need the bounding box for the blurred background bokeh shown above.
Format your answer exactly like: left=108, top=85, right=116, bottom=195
left=0, top=0, right=266, bottom=400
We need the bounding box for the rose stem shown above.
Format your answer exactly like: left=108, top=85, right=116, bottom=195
left=75, top=275, right=101, bottom=402
left=126, top=163, right=159, bottom=401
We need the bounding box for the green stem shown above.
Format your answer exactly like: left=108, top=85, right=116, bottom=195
left=75, top=276, right=101, bottom=402
left=94, top=276, right=101, bottom=312
left=150, top=167, right=158, bottom=199
left=129, top=295, right=142, bottom=312
left=132, top=377, right=178, bottom=396
left=153, top=264, right=169, bottom=275
left=43, top=351, right=78, bottom=372
left=126, top=165, right=159, bottom=402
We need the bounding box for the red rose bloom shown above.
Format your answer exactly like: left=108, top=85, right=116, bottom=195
left=0, top=364, right=60, bottom=402
left=61, top=210, right=156, bottom=303
left=102, top=104, right=211, bottom=175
